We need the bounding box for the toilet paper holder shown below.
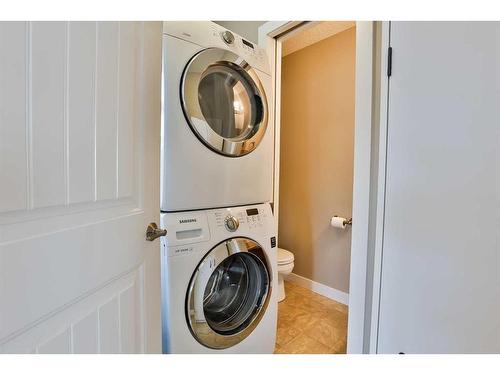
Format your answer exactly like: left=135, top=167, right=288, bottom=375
left=333, top=215, right=352, bottom=226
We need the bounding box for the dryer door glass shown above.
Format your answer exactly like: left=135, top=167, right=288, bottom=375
left=198, top=64, right=262, bottom=140
left=186, top=238, right=272, bottom=349
left=181, top=48, right=268, bottom=157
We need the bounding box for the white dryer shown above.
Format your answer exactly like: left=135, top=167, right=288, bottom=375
left=160, top=203, right=277, bottom=353
left=161, top=21, right=274, bottom=212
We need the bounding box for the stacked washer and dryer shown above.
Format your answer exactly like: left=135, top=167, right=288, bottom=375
left=160, top=22, right=278, bottom=353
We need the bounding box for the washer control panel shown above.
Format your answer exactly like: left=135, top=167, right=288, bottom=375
left=161, top=203, right=275, bottom=258
left=244, top=207, right=264, bottom=230
left=212, top=204, right=272, bottom=235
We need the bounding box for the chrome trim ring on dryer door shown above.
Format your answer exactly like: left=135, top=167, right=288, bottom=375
left=181, top=48, right=268, bottom=157
left=186, top=237, right=272, bottom=349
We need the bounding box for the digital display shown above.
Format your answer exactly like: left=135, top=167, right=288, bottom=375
left=246, top=208, right=259, bottom=216
left=242, top=39, right=254, bottom=49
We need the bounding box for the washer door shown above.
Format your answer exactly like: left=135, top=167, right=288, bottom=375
left=186, top=238, right=271, bottom=349
left=181, top=48, right=268, bottom=157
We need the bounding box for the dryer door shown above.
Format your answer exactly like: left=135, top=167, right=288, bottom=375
left=186, top=237, right=272, bottom=349
left=181, top=48, right=268, bottom=157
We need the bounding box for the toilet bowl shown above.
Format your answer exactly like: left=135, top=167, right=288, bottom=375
left=277, top=248, right=295, bottom=302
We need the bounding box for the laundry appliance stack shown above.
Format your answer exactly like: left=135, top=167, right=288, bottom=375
left=159, top=21, right=277, bottom=354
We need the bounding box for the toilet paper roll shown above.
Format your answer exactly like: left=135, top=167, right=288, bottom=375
left=331, top=216, right=347, bottom=229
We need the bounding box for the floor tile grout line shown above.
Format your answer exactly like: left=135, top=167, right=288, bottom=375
left=275, top=281, right=347, bottom=354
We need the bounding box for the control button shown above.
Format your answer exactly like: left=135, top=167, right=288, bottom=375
left=221, top=30, right=235, bottom=45
left=224, top=215, right=239, bottom=232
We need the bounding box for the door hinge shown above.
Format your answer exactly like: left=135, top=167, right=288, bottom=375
left=387, top=47, right=393, bottom=77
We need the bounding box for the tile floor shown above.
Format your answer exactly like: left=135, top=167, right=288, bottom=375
left=274, top=281, right=348, bottom=354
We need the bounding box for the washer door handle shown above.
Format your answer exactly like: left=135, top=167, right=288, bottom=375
left=146, top=223, right=167, bottom=241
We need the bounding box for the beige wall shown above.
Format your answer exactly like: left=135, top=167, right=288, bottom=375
left=278, top=27, right=356, bottom=293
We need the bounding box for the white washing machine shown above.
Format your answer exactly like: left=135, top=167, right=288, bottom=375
left=160, top=203, right=278, bottom=353
left=161, top=21, right=274, bottom=212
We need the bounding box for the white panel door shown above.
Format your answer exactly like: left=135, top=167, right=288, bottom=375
left=0, top=21, right=162, bottom=353
left=377, top=22, right=500, bottom=353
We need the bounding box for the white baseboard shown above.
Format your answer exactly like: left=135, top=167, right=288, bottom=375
left=284, top=273, right=349, bottom=306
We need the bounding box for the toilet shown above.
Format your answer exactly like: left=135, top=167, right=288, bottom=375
left=277, top=248, right=295, bottom=302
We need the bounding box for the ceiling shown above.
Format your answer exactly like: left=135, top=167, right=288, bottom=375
left=282, top=21, right=356, bottom=56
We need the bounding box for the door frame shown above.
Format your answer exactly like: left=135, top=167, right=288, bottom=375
left=258, top=21, right=389, bottom=354
left=367, top=21, right=390, bottom=354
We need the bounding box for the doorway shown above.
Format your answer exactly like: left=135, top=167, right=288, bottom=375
left=259, top=21, right=376, bottom=354
left=276, top=21, right=355, bottom=354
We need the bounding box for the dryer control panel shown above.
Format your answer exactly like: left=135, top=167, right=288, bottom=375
left=162, top=21, right=270, bottom=74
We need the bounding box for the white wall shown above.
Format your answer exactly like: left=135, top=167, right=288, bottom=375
left=376, top=21, right=500, bottom=353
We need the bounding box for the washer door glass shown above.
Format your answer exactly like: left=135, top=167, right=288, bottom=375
left=186, top=238, right=271, bottom=349
left=181, top=48, right=268, bottom=157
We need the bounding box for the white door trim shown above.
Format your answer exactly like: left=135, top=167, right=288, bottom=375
left=258, top=20, right=380, bottom=354
left=347, top=21, right=375, bottom=354
left=368, top=21, right=391, bottom=354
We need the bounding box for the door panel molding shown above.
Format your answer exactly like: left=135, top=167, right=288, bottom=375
left=0, top=21, right=141, bottom=216
left=0, top=265, right=144, bottom=353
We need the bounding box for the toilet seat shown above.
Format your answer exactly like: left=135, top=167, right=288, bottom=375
left=278, top=248, right=294, bottom=266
